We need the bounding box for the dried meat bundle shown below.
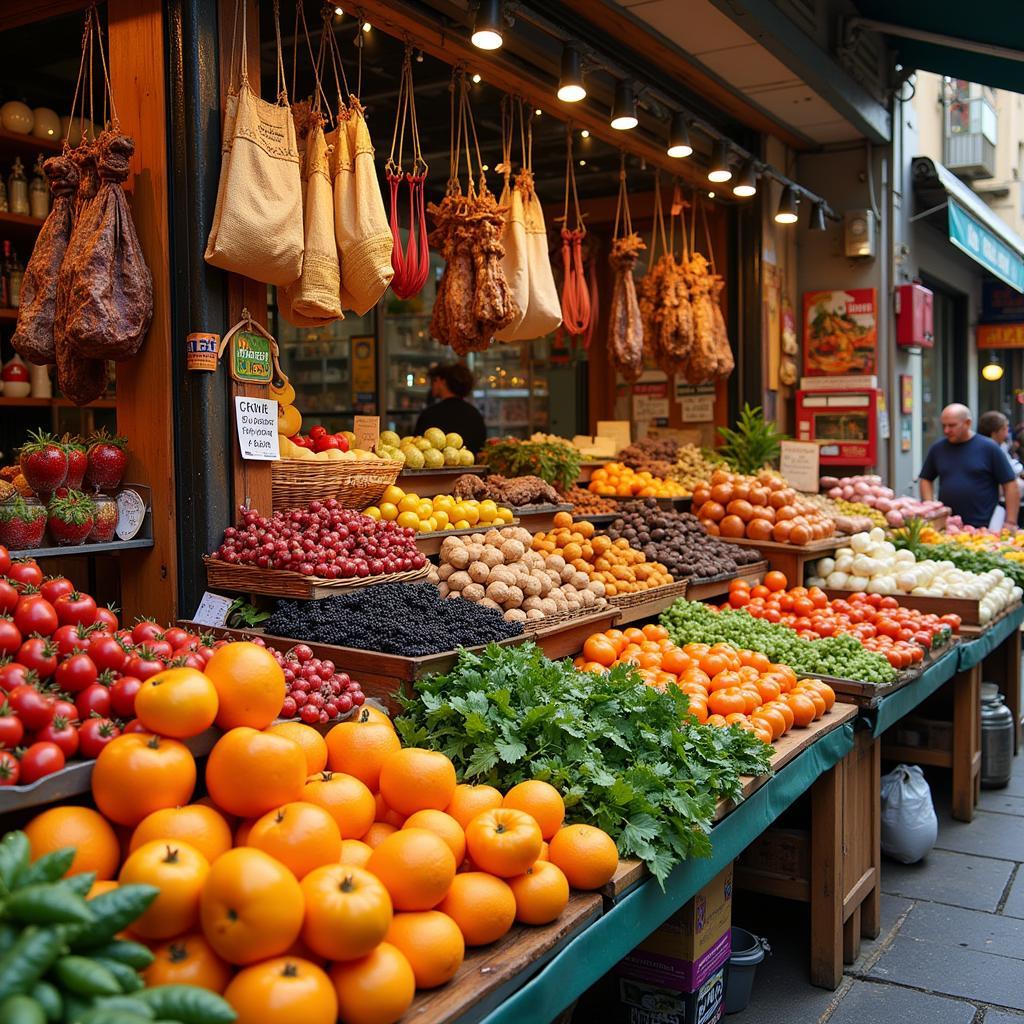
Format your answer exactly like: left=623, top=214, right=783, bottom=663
left=710, top=274, right=734, bottom=376
left=607, top=157, right=645, bottom=382
left=12, top=155, right=79, bottom=364
left=560, top=129, right=591, bottom=337
left=63, top=132, right=153, bottom=362
left=472, top=187, right=518, bottom=340
left=684, top=251, right=717, bottom=384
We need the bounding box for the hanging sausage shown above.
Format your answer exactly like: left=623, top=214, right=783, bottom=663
left=607, top=154, right=645, bottom=381
left=559, top=127, right=591, bottom=337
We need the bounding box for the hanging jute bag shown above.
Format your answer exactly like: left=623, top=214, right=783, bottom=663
left=493, top=97, right=528, bottom=341
left=204, top=0, right=303, bottom=286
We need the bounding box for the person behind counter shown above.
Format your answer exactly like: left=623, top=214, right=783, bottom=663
left=415, top=363, right=487, bottom=455
left=919, top=403, right=1019, bottom=529
left=978, top=410, right=1024, bottom=529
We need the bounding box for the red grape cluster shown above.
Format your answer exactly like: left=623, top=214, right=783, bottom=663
left=255, top=637, right=365, bottom=723
left=214, top=501, right=428, bottom=579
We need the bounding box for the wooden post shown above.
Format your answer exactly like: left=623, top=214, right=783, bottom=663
left=809, top=761, right=843, bottom=988
left=984, top=627, right=1021, bottom=755
left=951, top=664, right=982, bottom=822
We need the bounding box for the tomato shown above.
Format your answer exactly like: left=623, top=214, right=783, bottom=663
left=35, top=716, right=79, bottom=758
left=0, top=663, right=33, bottom=694
left=132, top=621, right=164, bottom=645
left=123, top=718, right=149, bottom=734
left=53, top=624, right=93, bottom=658
left=18, top=638, right=57, bottom=678
left=0, top=547, right=9, bottom=576
left=14, top=596, right=58, bottom=638
left=940, top=613, right=962, bottom=630
left=146, top=639, right=174, bottom=661
left=314, top=435, right=342, bottom=452
left=90, top=635, right=127, bottom=674
left=172, top=652, right=206, bottom=671
left=728, top=590, right=751, bottom=608
left=125, top=652, right=166, bottom=681
left=9, top=684, right=54, bottom=730
left=53, top=591, right=98, bottom=628
left=76, top=683, right=113, bottom=720
left=40, top=576, right=75, bottom=605
left=163, top=627, right=192, bottom=649
left=53, top=698, right=78, bottom=723
left=0, top=617, right=20, bottom=657
left=94, top=606, right=120, bottom=632
left=8, top=559, right=42, bottom=588
left=0, top=580, right=18, bottom=614
left=55, top=653, right=99, bottom=694
left=879, top=596, right=900, bottom=609
left=0, top=704, right=24, bottom=748
left=0, top=750, right=18, bottom=784
left=78, top=717, right=121, bottom=758
left=110, top=676, right=143, bottom=718
left=19, top=741, right=65, bottom=783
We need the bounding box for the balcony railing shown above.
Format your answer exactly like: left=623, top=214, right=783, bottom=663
left=944, top=96, right=997, bottom=179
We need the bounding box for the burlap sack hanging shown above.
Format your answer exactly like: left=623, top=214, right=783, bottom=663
left=204, top=0, right=303, bottom=286
left=493, top=97, right=528, bottom=341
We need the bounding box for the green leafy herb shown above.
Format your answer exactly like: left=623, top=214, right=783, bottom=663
left=478, top=440, right=583, bottom=493
left=396, top=642, right=772, bottom=885
left=226, top=599, right=271, bottom=629
left=717, top=404, right=786, bottom=474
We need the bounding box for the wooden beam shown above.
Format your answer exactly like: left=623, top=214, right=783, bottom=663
left=0, top=1, right=88, bottom=32
left=108, top=0, right=178, bottom=623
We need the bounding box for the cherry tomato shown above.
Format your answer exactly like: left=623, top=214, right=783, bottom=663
left=0, top=617, right=21, bottom=656
left=52, top=624, right=94, bottom=659
left=75, top=683, right=112, bottom=721
left=123, top=652, right=164, bottom=682
left=121, top=718, right=149, bottom=734
left=109, top=676, right=143, bottom=719
left=0, top=750, right=18, bottom=785
left=0, top=580, right=17, bottom=615
left=0, top=663, right=33, bottom=694
left=0, top=547, right=10, bottom=577
left=89, top=635, right=127, bottom=674
left=14, top=596, right=58, bottom=638
left=35, top=716, right=79, bottom=758
left=19, top=742, right=64, bottom=783
left=0, top=704, right=24, bottom=748
left=18, top=638, right=57, bottom=679
left=52, top=698, right=79, bottom=724
left=7, top=560, right=42, bottom=588
left=145, top=639, right=174, bottom=661
left=55, top=653, right=98, bottom=694
left=162, top=627, right=191, bottom=649
left=8, top=685, right=54, bottom=730
left=94, top=606, right=120, bottom=632
left=171, top=652, right=206, bottom=671
left=131, top=621, right=163, bottom=645
left=53, top=591, right=98, bottom=628
left=39, top=576, right=75, bottom=605
left=78, top=717, right=121, bottom=758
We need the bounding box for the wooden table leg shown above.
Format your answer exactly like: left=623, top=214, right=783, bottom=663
left=809, top=760, right=843, bottom=989
left=861, top=734, right=881, bottom=940
left=952, top=664, right=981, bottom=822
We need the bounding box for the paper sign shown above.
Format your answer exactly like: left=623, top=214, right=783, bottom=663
left=633, top=380, right=670, bottom=424
left=680, top=395, right=715, bottom=422
left=234, top=397, right=281, bottom=461
left=192, top=591, right=233, bottom=628
left=353, top=415, right=380, bottom=453
left=596, top=420, right=631, bottom=454
left=780, top=441, right=821, bottom=493
left=115, top=488, right=147, bottom=541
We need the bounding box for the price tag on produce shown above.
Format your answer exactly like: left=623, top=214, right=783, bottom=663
left=234, top=397, right=280, bottom=461
left=779, top=440, right=820, bottom=492
left=353, top=415, right=380, bottom=453
left=192, top=591, right=233, bottom=628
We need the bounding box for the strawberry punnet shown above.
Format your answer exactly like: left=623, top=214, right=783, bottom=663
left=0, top=497, right=47, bottom=550
left=84, top=429, right=129, bottom=491
left=19, top=430, right=69, bottom=496
left=47, top=490, right=96, bottom=546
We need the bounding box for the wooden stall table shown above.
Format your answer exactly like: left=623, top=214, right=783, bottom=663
left=723, top=535, right=843, bottom=586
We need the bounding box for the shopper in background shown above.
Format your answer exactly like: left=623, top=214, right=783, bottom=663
left=415, top=363, right=487, bottom=455
left=978, top=410, right=1024, bottom=528
left=918, top=403, right=1019, bottom=529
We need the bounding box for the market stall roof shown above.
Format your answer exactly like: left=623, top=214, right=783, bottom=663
left=849, top=2, right=1024, bottom=95
left=912, top=156, right=1024, bottom=293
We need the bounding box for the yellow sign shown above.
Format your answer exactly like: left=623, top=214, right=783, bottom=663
left=351, top=335, right=376, bottom=395
left=978, top=323, right=1024, bottom=349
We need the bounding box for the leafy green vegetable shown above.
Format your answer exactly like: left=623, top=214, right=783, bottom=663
left=660, top=599, right=897, bottom=684
left=396, top=642, right=772, bottom=885
left=478, top=440, right=582, bottom=493
left=717, top=405, right=786, bottom=474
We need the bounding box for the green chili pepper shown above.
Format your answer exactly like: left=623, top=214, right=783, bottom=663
left=5, top=886, right=93, bottom=926
left=67, top=888, right=157, bottom=951
left=0, top=834, right=30, bottom=893
left=57, top=876, right=96, bottom=900
left=91, top=960, right=141, bottom=994
left=133, top=986, right=237, bottom=1024
left=29, top=982, right=62, bottom=1023
left=15, top=851, right=76, bottom=891
left=85, top=943, right=153, bottom=972
left=51, top=957, right=122, bottom=997
left=0, top=926, right=66, bottom=997
left=0, top=995, right=46, bottom=1024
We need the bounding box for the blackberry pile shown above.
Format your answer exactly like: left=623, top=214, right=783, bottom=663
left=263, top=582, right=524, bottom=656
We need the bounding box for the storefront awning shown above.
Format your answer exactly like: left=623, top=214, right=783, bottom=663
left=849, top=3, right=1024, bottom=95
left=911, top=157, right=1024, bottom=293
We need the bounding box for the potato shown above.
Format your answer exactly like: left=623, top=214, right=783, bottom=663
left=448, top=548, right=470, bottom=571
left=521, top=575, right=542, bottom=597
left=438, top=582, right=450, bottom=598
left=523, top=595, right=543, bottom=612
left=440, top=537, right=462, bottom=561
left=505, top=586, right=524, bottom=608
left=489, top=566, right=516, bottom=588
left=480, top=547, right=504, bottom=568
left=579, top=588, right=595, bottom=608
left=505, top=608, right=528, bottom=623
left=468, top=561, right=490, bottom=584
left=479, top=597, right=501, bottom=611
left=588, top=579, right=606, bottom=597
left=465, top=544, right=484, bottom=563
left=570, top=571, right=590, bottom=590
left=545, top=554, right=566, bottom=573
left=471, top=533, right=486, bottom=545
left=500, top=539, right=525, bottom=563
left=539, top=597, right=558, bottom=616
left=462, top=582, right=486, bottom=602
left=536, top=574, right=552, bottom=597
left=484, top=529, right=502, bottom=546
left=486, top=581, right=510, bottom=604
left=526, top=608, right=546, bottom=621
left=448, top=571, right=471, bottom=592
left=560, top=564, right=576, bottom=583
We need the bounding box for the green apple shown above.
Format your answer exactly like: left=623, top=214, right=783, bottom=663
left=401, top=444, right=425, bottom=469
left=423, top=447, right=445, bottom=469
left=424, top=427, right=447, bottom=450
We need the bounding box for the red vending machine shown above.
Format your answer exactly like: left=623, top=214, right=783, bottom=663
left=795, top=386, right=882, bottom=466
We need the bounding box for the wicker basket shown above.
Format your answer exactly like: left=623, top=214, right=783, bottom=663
left=271, top=459, right=404, bottom=513
left=607, top=578, right=689, bottom=611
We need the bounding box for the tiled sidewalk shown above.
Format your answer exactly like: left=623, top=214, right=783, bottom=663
left=735, top=757, right=1024, bottom=1023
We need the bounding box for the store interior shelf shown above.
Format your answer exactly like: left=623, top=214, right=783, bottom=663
left=0, top=309, right=18, bottom=321
left=0, top=126, right=62, bottom=156
left=10, top=537, right=154, bottom=559
left=0, top=397, right=118, bottom=409
left=0, top=210, right=44, bottom=234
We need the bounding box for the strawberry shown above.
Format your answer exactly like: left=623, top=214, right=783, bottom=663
left=61, top=435, right=88, bottom=490
left=84, top=430, right=129, bottom=491
left=19, top=430, right=68, bottom=497
left=89, top=495, right=118, bottom=543
left=46, top=491, right=95, bottom=547
left=0, top=497, right=47, bottom=550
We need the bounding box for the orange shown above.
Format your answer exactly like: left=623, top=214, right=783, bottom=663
left=794, top=685, right=826, bottom=719
left=340, top=839, right=373, bottom=867
left=119, top=839, right=210, bottom=939
left=303, top=771, right=375, bottom=839
left=248, top=801, right=343, bottom=879
left=267, top=722, right=328, bottom=775
left=766, top=699, right=795, bottom=731
left=200, top=847, right=304, bottom=965
left=582, top=634, right=617, bottom=667
left=386, top=910, right=465, bottom=988
left=88, top=879, right=119, bottom=900
left=378, top=748, right=457, bottom=817
left=502, top=780, right=565, bottom=841
left=446, top=784, right=504, bottom=829
left=538, top=841, right=549, bottom=861
left=351, top=705, right=394, bottom=729
left=708, top=688, right=749, bottom=717
left=130, top=804, right=233, bottom=866
left=25, top=806, right=120, bottom=880
left=751, top=706, right=787, bottom=741
left=205, top=727, right=306, bottom=819
left=548, top=824, right=618, bottom=890
left=437, top=872, right=516, bottom=946
left=508, top=860, right=569, bottom=924
left=402, top=810, right=466, bottom=864
left=145, top=932, right=232, bottom=993
left=301, top=863, right=393, bottom=961
left=204, top=641, right=286, bottom=731
left=465, top=808, right=543, bottom=878
left=330, top=942, right=415, bottom=1024
left=92, top=734, right=197, bottom=826
left=224, top=956, right=337, bottom=1024
left=362, top=822, right=398, bottom=849
left=374, top=791, right=405, bottom=828
left=366, top=828, right=456, bottom=911
left=135, top=667, right=219, bottom=739
left=324, top=720, right=400, bottom=790
left=800, top=679, right=836, bottom=710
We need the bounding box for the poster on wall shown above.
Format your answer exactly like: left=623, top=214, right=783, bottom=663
left=802, top=288, right=877, bottom=376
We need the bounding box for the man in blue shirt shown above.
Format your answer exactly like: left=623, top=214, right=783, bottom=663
left=919, top=404, right=1019, bottom=528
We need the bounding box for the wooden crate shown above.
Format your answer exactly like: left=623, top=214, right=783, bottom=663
left=824, top=589, right=984, bottom=626
left=526, top=607, right=621, bottom=660
left=686, top=560, right=768, bottom=603
left=514, top=504, right=574, bottom=534
left=724, top=535, right=843, bottom=586
left=415, top=520, right=521, bottom=557
left=397, top=465, right=486, bottom=498
left=203, top=557, right=431, bottom=599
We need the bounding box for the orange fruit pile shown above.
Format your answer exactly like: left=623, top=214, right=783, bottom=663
left=588, top=462, right=688, bottom=498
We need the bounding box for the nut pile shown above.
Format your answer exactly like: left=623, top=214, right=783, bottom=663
left=566, top=486, right=618, bottom=516
left=619, top=437, right=680, bottom=472
left=603, top=500, right=763, bottom=580
left=673, top=444, right=727, bottom=496
left=450, top=473, right=561, bottom=507
left=439, top=526, right=607, bottom=623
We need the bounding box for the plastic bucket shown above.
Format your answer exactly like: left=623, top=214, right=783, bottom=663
left=723, top=927, right=769, bottom=1014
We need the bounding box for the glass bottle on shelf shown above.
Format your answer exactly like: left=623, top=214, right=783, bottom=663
left=29, top=155, right=49, bottom=220
left=7, top=247, right=23, bottom=308
left=7, top=157, right=28, bottom=216
left=0, top=175, right=7, bottom=213
left=0, top=241, right=10, bottom=308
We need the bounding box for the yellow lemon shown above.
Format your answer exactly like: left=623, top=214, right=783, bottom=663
left=433, top=510, right=450, bottom=530
left=398, top=494, right=421, bottom=514
left=427, top=516, right=438, bottom=532
left=397, top=511, right=421, bottom=530
left=479, top=500, right=498, bottom=522
left=382, top=485, right=406, bottom=506
left=364, top=506, right=382, bottom=520
left=433, top=495, right=455, bottom=513
left=416, top=500, right=434, bottom=520
left=497, top=507, right=514, bottom=523
left=418, top=519, right=434, bottom=533
left=453, top=520, right=471, bottom=530
left=379, top=502, right=399, bottom=522
left=462, top=504, right=480, bottom=526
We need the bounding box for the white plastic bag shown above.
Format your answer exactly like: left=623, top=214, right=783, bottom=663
left=881, top=764, right=937, bottom=864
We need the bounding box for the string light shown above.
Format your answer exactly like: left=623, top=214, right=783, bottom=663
left=580, top=129, right=590, bottom=138
left=472, top=73, right=482, bottom=83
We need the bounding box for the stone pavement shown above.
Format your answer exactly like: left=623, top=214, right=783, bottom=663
left=734, top=755, right=1024, bottom=1023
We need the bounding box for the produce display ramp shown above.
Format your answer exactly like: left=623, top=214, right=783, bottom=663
left=724, top=535, right=844, bottom=585
left=956, top=599, right=1023, bottom=637
left=523, top=607, right=621, bottom=660
left=685, top=560, right=768, bottom=602
left=203, top=557, right=431, bottom=599
left=408, top=892, right=602, bottom=1024
left=824, top=588, right=991, bottom=628
left=415, top=520, right=521, bottom=557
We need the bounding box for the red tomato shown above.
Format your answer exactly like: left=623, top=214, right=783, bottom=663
left=0, top=663, right=33, bottom=694
left=0, top=707, right=24, bottom=749
left=89, top=635, right=127, bottom=674
left=0, top=546, right=9, bottom=576
left=940, top=613, right=962, bottom=631
left=53, top=591, right=97, bottom=628
left=8, top=685, right=54, bottom=730
left=75, top=683, right=113, bottom=721
left=94, top=606, right=120, bottom=632
left=39, top=577, right=75, bottom=605
left=0, top=750, right=18, bottom=785
left=0, top=616, right=21, bottom=656
left=17, top=638, right=57, bottom=679
left=879, top=596, right=899, bottom=609
left=19, top=742, right=64, bottom=783
left=34, top=716, right=79, bottom=758
left=109, top=676, right=143, bottom=719
left=52, top=699, right=78, bottom=724
left=52, top=624, right=92, bottom=659
left=0, top=580, right=17, bottom=614
left=162, top=627, right=192, bottom=649
left=14, top=596, right=58, bottom=638
left=314, top=435, right=341, bottom=452
left=123, top=652, right=164, bottom=682
left=131, top=621, right=163, bottom=645
left=729, top=590, right=751, bottom=608
left=145, top=639, right=174, bottom=661
left=55, top=654, right=98, bottom=694
left=121, top=718, right=149, bottom=734
left=7, top=560, right=42, bottom=588
left=78, top=717, right=121, bottom=759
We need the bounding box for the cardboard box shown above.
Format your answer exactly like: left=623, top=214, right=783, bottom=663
left=895, top=716, right=953, bottom=752
left=615, top=864, right=733, bottom=1024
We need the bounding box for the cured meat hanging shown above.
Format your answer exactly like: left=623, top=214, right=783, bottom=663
left=607, top=154, right=645, bottom=381
left=702, top=199, right=735, bottom=378
left=559, top=127, right=591, bottom=337
left=386, top=46, right=430, bottom=300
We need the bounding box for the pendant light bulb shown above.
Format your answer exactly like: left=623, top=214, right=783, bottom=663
left=708, top=140, right=732, bottom=183
left=810, top=200, right=827, bottom=230
left=667, top=112, right=692, bottom=158
left=774, top=185, right=799, bottom=224
left=471, top=0, right=504, bottom=50
left=982, top=356, right=1004, bottom=381
left=732, top=159, right=757, bottom=197
left=557, top=45, right=586, bottom=103
left=610, top=80, right=638, bottom=130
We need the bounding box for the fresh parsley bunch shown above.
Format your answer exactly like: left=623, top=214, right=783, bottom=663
left=397, top=642, right=771, bottom=885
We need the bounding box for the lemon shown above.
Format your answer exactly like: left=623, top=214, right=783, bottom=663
left=416, top=500, right=434, bottom=519
left=433, top=495, right=455, bottom=512
left=479, top=500, right=498, bottom=521
left=415, top=437, right=432, bottom=451
left=445, top=432, right=463, bottom=450
left=453, top=519, right=471, bottom=530
left=462, top=504, right=480, bottom=525
left=397, top=510, right=421, bottom=530
left=424, top=427, right=447, bottom=449
left=382, top=485, right=405, bottom=505
left=398, top=494, right=421, bottom=513
left=497, top=507, right=514, bottom=523
left=441, top=446, right=461, bottom=466
left=433, top=509, right=450, bottom=529
left=379, top=502, right=398, bottom=521
left=364, top=506, right=382, bottom=520
left=417, top=518, right=433, bottom=533
left=457, top=449, right=475, bottom=466
left=427, top=516, right=438, bottom=532
left=423, top=448, right=445, bottom=469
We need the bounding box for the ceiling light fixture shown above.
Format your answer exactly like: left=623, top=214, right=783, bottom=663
left=334, top=6, right=343, bottom=15
left=667, top=112, right=692, bottom=158
left=557, top=45, right=586, bottom=102
left=775, top=185, right=800, bottom=224
left=708, top=140, right=732, bottom=183
left=471, top=0, right=504, bottom=50
left=535, top=108, right=542, bottom=116
left=472, top=73, right=482, bottom=83
left=361, top=21, right=371, bottom=31
left=982, top=355, right=1004, bottom=381
left=810, top=200, right=827, bottom=230
left=610, top=80, right=637, bottom=130
left=732, top=159, right=757, bottom=197
left=580, top=129, right=590, bottom=139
